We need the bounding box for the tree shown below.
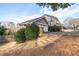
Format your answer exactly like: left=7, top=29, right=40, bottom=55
left=37, top=3, right=74, bottom=11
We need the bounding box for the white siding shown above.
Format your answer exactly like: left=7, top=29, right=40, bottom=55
left=43, top=26, right=48, bottom=32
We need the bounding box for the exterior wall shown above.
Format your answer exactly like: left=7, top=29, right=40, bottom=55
left=34, top=18, right=48, bottom=32
left=44, top=15, right=61, bottom=26
left=38, top=25, right=48, bottom=32
left=34, top=18, right=47, bottom=26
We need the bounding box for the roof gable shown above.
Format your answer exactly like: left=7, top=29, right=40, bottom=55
left=19, top=14, right=61, bottom=25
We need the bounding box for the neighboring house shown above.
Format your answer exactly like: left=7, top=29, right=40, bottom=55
left=0, top=21, right=16, bottom=33
left=1, top=21, right=14, bottom=28
left=63, top=18, right=79, bottom=30
left=18, top=14, right=61, bottom=32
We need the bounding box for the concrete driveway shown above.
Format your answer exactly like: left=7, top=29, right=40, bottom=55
left=45, top=31, right=79, bottom=35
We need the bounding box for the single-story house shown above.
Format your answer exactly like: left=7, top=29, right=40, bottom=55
left=0, top=21, right=16, bottom=33
left=63, top=18, right=79, bottom=31
left=18, top=14, right=62, bottom=32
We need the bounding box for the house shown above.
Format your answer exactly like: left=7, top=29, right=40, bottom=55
left=63, top=18, right=79, bottom=31
left=18, top=14, right=62, bottom=32
left=0, top=21, right=16, bottom=33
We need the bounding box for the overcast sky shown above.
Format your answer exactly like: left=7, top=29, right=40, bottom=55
left=0, top=3, right=79, bottom=23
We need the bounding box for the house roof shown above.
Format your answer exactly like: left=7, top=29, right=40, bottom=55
left=18, top=14, right=60, bottom=25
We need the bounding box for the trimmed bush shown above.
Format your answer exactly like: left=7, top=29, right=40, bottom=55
left=48, top=25, right=61, bottom=32
left=25, top=23, right=39, bottom=40
left=0, top=26, right=6, bottom=35
left=14, top=28, right=26, bottom=43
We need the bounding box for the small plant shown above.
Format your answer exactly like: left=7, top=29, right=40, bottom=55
left=39, top=31, right=43, bottom=37
left=14, top=28, right=26, bottom=43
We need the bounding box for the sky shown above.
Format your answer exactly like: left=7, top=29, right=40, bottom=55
left=0, top=3, right=79, bottom=24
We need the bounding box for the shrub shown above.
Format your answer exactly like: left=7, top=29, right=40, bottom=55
left=14, top=28, right=26, bottom=43
left=0, top=26, right=6, bottom=35
left=14, top=23, right=40, bottom=43
left=48, top=25, right=61, bottom=32
left=25, top=23, right=39, bottom=40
